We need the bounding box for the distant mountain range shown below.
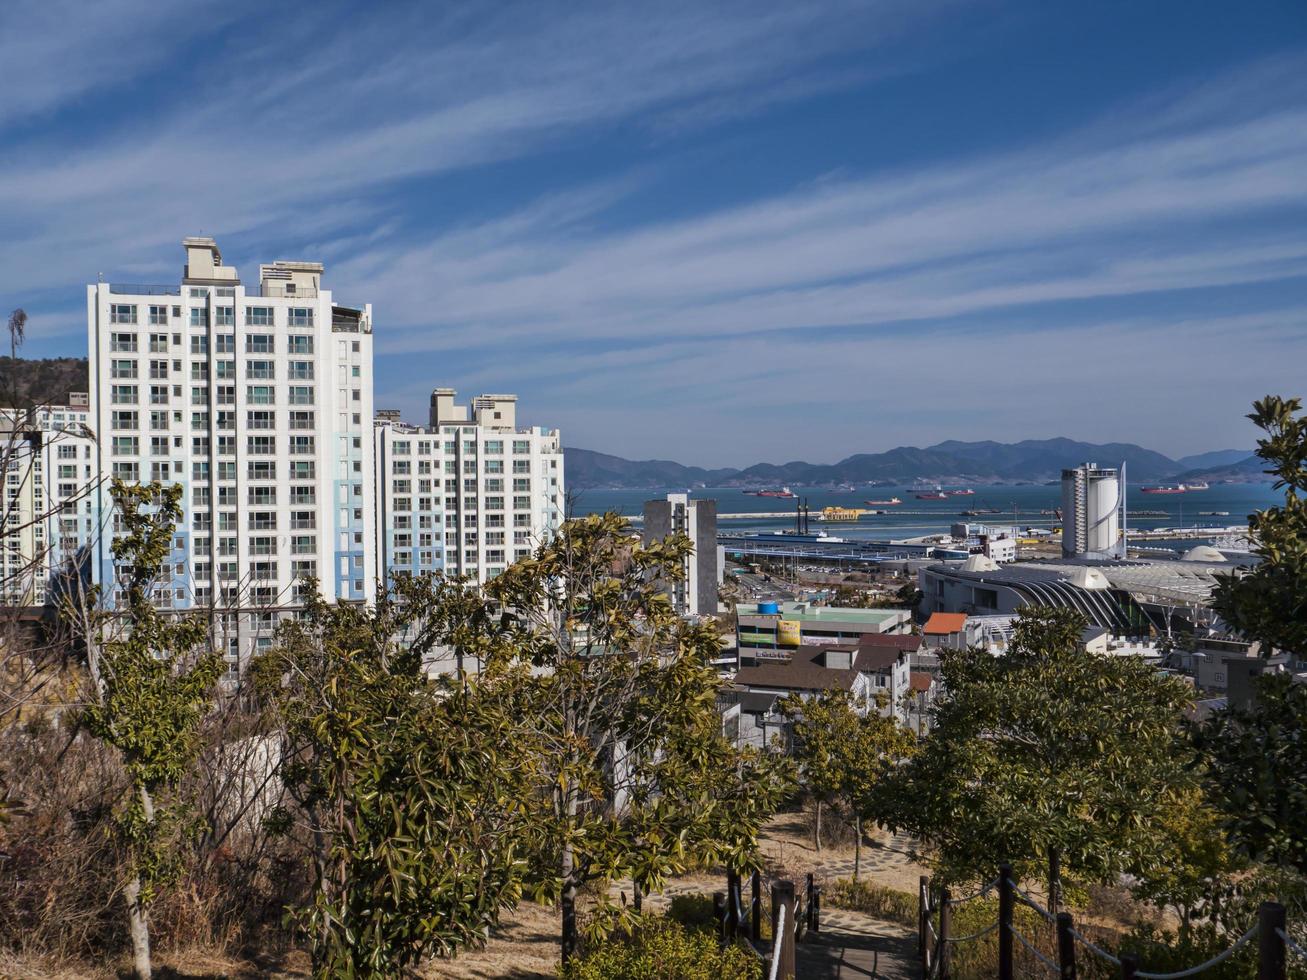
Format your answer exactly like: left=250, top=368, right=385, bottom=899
left=565, top=439, right=1268, bottom=489
left=0, top=357, right=1269, bottom=490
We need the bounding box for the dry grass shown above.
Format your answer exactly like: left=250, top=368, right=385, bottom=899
left=424, top=900, right=560, bottom=979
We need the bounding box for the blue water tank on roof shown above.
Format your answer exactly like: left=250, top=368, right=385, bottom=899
left=758, top=601, right=780, bottom=615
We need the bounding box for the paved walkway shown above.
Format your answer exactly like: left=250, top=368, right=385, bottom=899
left=796, top=908, right=918, bottom=979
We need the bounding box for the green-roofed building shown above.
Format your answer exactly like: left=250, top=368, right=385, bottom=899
left=735, top=600, right=912, bottom=666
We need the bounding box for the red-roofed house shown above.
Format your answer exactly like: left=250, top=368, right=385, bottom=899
left=923, top=612, right=969, bottom=651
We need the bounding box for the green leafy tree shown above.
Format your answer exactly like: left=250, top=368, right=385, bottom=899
left=780, top=690, right=849, bottom=853
left=1197, top=674, right=1307, bottom=875
left=881, top=607, right=1196, bottom=899
left=477, top=513, right=792, bottom=963
left=1212, top=395, right=1307, bottom=657
left=1200, top=395, right=1307, bottom=876
left=781, top=689, right=915, bottom=872
left=254, top=575, right=532, bottom=977
left=78, top=482, right=222, bottom=980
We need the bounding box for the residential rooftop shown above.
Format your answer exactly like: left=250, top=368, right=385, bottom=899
left=735, top=601, right=910, bottom=625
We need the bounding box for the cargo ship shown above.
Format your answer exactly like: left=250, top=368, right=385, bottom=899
left=1140, top=484, right=1187, bottom=494
left=745, top=486, right=796, bottom=498
left=1186, top=481, right=1210, bottom=491
left=915, top=490, right=948, bottom=500
left=864, top=497, right=902, bottom=505
left=946, top=489, right=975, bottom=496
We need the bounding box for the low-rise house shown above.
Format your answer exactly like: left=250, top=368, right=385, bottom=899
left=727, top=638, right=911, bottom=749
left=735, top=600, right=911, bottom=666
left=922, top=612, right=969, bottom=650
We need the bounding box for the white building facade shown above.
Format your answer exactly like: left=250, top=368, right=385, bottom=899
left=86, top=239, right=375, bottom=672
left=373, top=390, right=564, bottom=584
left=0, top=398, right=98, bottom=605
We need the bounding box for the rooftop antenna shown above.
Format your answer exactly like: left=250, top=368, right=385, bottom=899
left=1119, top=460, right=1128, bottom=560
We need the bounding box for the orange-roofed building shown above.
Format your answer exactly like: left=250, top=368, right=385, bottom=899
left=922, top=612, right=968, bottom=650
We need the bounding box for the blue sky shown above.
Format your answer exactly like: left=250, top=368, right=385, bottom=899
left=2, top=0, right=1305, bottom=466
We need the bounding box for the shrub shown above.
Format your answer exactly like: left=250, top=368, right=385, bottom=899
left=560, top=917, right=761, bottom=980
left=823, top=878, right=917, bottom=927
left=665, top=893, right=717, bottom=929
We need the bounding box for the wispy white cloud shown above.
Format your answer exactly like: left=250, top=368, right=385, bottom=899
left=362, top=82, right=1307, bottom=353
left=0, top=0, right=946, bottom=299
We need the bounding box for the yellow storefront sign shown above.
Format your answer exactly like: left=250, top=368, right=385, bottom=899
left=777, top=619, right=802, bottom=646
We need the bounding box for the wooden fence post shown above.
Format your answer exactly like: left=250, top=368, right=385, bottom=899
left=1120, top=953, right=1138, bottom=979
left=726, top=869, right=740, bottom=940
left=1049, top=847, right=1062, bottom=918
left=939, top=885, right=952, bottom=980
left=812, top=884, right=822, bottom=934
left=771, top=880, right=796, bottom=980
left=919, top=874, right=930, bottom=962
left=1258, top=901, right=1287, bottom=980
left=1056, top=911, right=1076, bottom=980
left=713, top=892, right=727, bottom=945
left=751, top=870, right=761, bottom=942
left=998, top=864, right=1014, bottom=980
left=806, top=873, right=815, bottom=933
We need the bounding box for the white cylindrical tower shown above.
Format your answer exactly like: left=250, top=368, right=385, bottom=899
left=1061, top=463, right=1122, bottom=558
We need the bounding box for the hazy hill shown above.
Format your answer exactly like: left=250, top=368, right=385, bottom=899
left=1174, top=448, right=1255, bottom=470
left=565, top=438, right=1245, bottom=489
left=0, top=357, right=88, bottom=408
left=1175, top=455, right=1273, bottom=484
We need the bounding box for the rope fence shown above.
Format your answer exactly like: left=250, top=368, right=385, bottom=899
left=1009, top=923, right=1061, bottom=976
left=1279, top=928, right=1307, bottom=962
left=918, top=861, right=1298, bottom=980
left=1130, top=923, right=1258, bottom=979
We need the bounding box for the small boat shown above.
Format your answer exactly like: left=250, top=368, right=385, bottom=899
left=946, top=488, right=975, bottom=496
left=864, top=497, right=902, bottom=505
left=1200, top=510, right=1229, bottom=516
left=1141, top=485, right=1187, bottom=494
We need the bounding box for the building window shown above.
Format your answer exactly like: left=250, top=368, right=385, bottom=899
left=247, top=410, right=274, bottom=430
left=288, top=307, right=313, bottom=327
left=246, top=360, right=275, bottom=380
left=246, top=334, right=274, bottom=353
left=289, top=410, right=315, bottom=429
left=246, top=306, right=273, bottom=326
left=288, top=335, right=313, bottom=354
left=247, top=436, right=275, bottom=455
left=110, top=332, right=137, bottom=352
left=214, top=334, right=235, bottom=353
left=111, top=384, right=137, bottom=405
left=247, top=386, right=274, bottom=405
left=111, top=359, right=138, bottom=379
left=189, top=308, right=209, bottom=327
left=288, top=386, right=314, bottom=405
left=288, top=361, right=314, bottom=380
left=214, top=306, right=234, bottom=326
left=110, top=304, right=137, bottom=324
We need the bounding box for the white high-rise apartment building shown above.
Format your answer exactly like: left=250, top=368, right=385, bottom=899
left=373, top=389, right=564, bottom=583
left=87, top=238, right=375, bottom=652
left=0, top=397, right=98, bottom=605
